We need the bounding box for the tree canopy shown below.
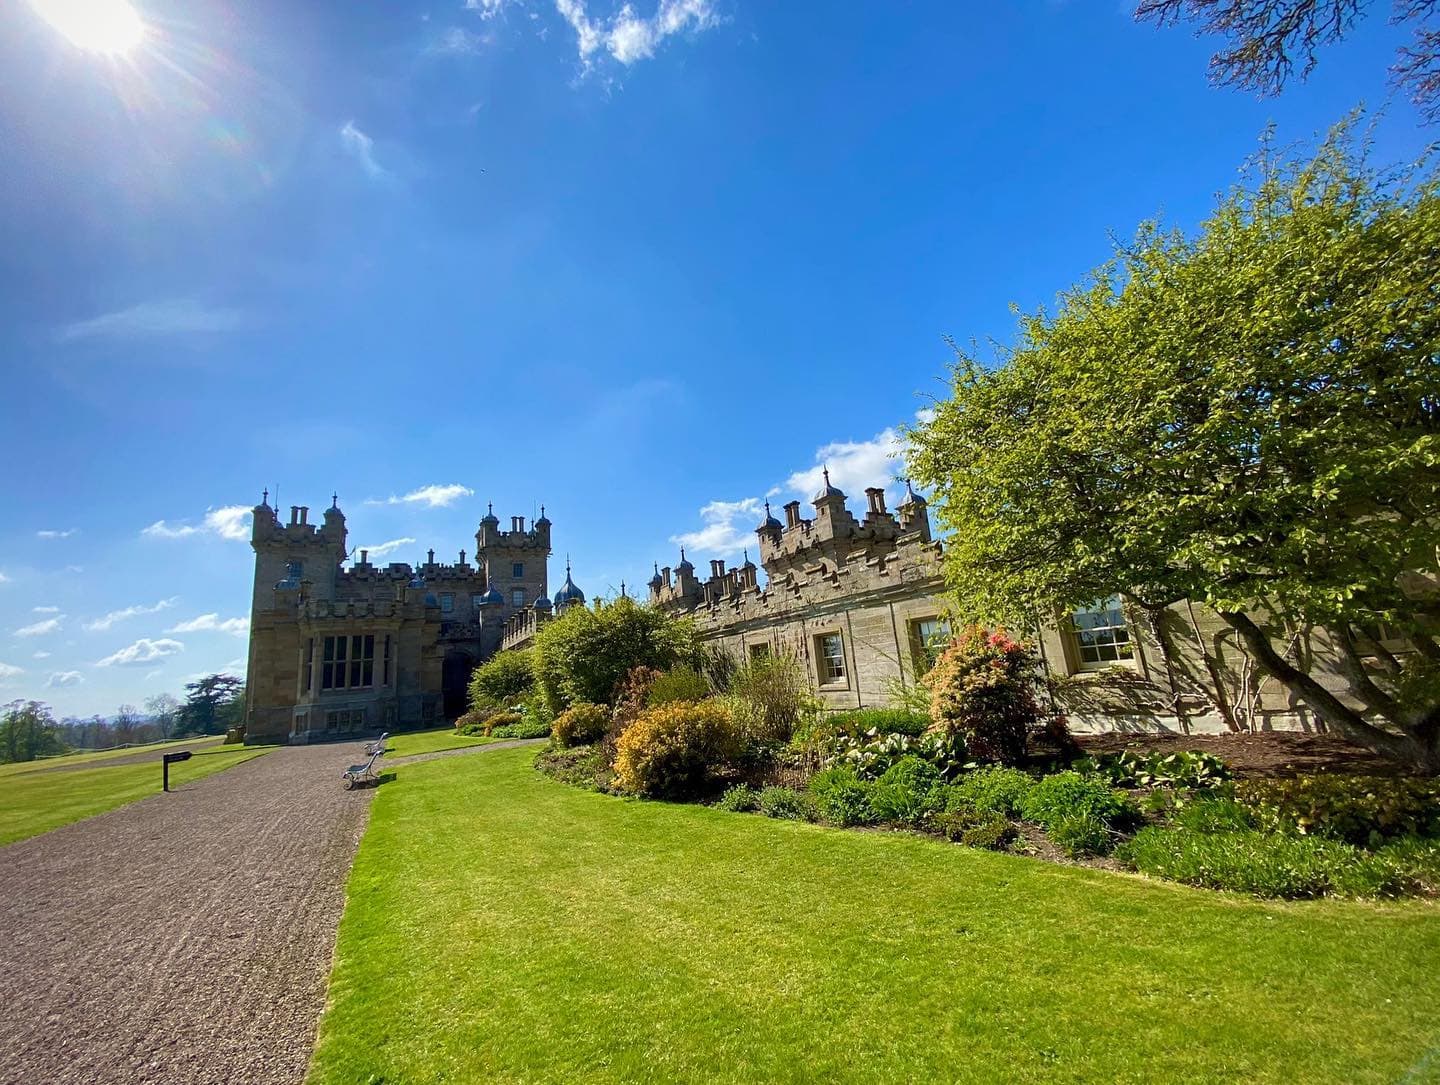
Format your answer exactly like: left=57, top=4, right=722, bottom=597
left=908, top=122, right=1440, bottom=769
left=178, top=674, right=245, bottom=736
left=1137, top=0, right=1440, bottom=121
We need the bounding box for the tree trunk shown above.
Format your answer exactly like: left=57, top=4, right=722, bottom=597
left=1219, top=610, right=1440, bottom=773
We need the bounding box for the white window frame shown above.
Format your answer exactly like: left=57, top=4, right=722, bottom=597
left=815, top=631, right=847, bottom=687
left=1068, top=597, right=1135, bottom=671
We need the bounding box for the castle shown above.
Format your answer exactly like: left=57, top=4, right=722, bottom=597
left=243, top=494, right=584, bottom=744
left=650, top=473, right=952, bottom=710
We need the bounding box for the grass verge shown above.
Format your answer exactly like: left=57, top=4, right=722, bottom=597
left=0, top=744, right=274, bottom=846
left=382, top=726, right=497, bottom=759
left=309, top=747, right=1440, bottom=1084
left=0, top=735, right=225, bottom=778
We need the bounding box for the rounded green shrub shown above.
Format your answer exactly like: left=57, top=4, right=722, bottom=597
left=1050, top=812, right=1112, bottom=857
left=758, top=787, right=816, bottom=821
left=1172, top=796, right=1256, bottom=835
left=490, top=718, right=551, bottom=739
left=947, top=766, right=1035, bottom=819
left=1236, top=774, right=1440, bottom=846
left=646, top=666, right=711, bottom=706
left=612, top=701, right=741, bottom=798
left=716, top=784, right=760, bottom=812
left=825, top=708, right=930, bottom=738
left=552, top=703, right=609, bottom=747
left=870, top=755, right=945, bottom=825
left=937, top=808, right=1018, bottom=851
left=1021, top=771, right=1139, bottom=832
left=808, top=765, right=877, bottom=826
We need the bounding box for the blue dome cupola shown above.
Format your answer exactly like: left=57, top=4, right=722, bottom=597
left=553, top=558, right=586, bottom=610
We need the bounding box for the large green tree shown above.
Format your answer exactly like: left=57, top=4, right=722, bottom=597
left=178, top=674, right=245, bottom=736
left=908, top=123, right=1440, bottom=770
left=0, top=701, right=66, bottom=763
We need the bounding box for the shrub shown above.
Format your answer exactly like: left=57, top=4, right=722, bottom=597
left=532, top=597, right=701, bottom=712
left=1236, top=774, right=1440, bottom=847
left=870, top=755, right=945, bottom=826
left=1116, top=826, right=1393, bottom=899
left=758, top=787, right=816, bottom=821
left=716, top=784, right=760, bottom=812
left=1050, top=813, right=1113, bottom=857
left=612, top=700, right=741, bottom=798
left=535, top=744, right=612, bottom=791
left=467, top=649, right=535, bottom=713
left=923, top=627, right=1041, bottom=764
left=1020, top=771, right=1140, bottom=832
left=453, top=707, right=490, bottom=735
left=646, top=666, right=711, bottom=706
left=936, top=807, right=1017, bottom=850
left=947, top=766, right=1035, bottom=819
left=1367, top=836, right=1440, bottom=896
left=1076, top=749, right=1231, bottom=790
left=828, top=729, right=969, bottom=781
left=825, top=708, right=930, bottom=738
left=1171, top=796, right=1256, bottom=835
left=480, top=711, right=522, bottom=736
left=808, top=765, right=876, bottom=826
left=552, top=703, right=609, bottom=748
left=726, top=654, right=816, bottom=743
left=490, top=718, right=551, bottom=739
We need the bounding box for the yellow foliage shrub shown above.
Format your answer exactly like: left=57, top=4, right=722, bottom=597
left=553, top=703, right=610, bottom=747
left=612, top=700, right=740, bottom=797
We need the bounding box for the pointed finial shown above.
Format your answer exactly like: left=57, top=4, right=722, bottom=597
left=332, top=492, right=338, bottom=509
left=654, top=561, right=660, bottom=574
left=680, top=546, right=687, bottom=562
left=744, top=548, right=750, bottom=565
left=823, top=466, right=831, bottom=486
left=540, top=504, right=546, bottom=518
left=262, top=487, right=268, bottom=506
left=566, top=553, right=572, bottom=575
left=488, top=501, right=493, bottom=515
left=620, top=580, right=627, bottom=598
left=906, top=478, right=916, bottom=498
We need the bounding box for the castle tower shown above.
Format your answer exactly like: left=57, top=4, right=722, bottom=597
left=249, top=492, right=348, bottom=614
left=474, top=503, right=552, bottom=621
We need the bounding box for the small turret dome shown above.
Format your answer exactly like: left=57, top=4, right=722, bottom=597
left=812, top=467, right=843, bottom=502
left=675, top=547, right=694, bottom=574
left=480, top=502, right=499, bottom=525
left=648, top=562, right=663, bottom=589
left=553, top=560, right=585, bottom=607
left=899, top=479, right=927, bottom=506
left=534, top=504, right=551, bottom=526
left=757, top=499, right=782, bottom=532
left=479, top=583, right=504, bottom=607
left=533, top=593, right=552, bottom=611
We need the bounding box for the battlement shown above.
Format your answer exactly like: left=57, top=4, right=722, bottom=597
left=250, top=500, right=347, bottom=550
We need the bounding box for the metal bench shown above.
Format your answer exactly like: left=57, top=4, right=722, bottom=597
left=342, top=746, right=383, bottom=790
left=363, top=732, right=389, bottom=756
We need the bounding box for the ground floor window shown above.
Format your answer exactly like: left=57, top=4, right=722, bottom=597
left=816, top=631, right=847, bottom=685
left=749, top=643, right=771, bottom=662
left=1069, top=597, right=1134, bottom=668
left=325, top=708, right=366, bottom=731
left=909, top=616, right=951, bottom=675
left=511, top=588, right=526, bottom=608
left=322, top=634, right=375, bottom=690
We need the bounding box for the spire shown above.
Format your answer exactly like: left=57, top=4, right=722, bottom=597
left=620, top=580, right=627, bottom=598
left=332, top=492, right=338, bottom=509
left=823, top=466, right=831, bottom=488
left=261, top=487, right=268, bottom=507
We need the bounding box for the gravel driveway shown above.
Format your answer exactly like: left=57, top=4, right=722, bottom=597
left=0, top=739, right=376, bottom=1085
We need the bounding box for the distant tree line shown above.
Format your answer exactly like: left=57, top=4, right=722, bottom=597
left=0, top=673, right=245, bottom=765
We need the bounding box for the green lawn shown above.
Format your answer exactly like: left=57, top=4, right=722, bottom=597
left=0, top=735, right=224, bottom=778
left=0, top=743, right=274, bottom=846
left=309, top=748, right=1440, bottom=1084
left=382, top=726, right=498, bottom=759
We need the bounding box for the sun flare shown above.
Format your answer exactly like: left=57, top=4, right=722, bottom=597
left=28, top=0, right=145, bottom=55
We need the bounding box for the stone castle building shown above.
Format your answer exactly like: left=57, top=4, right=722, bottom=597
left=651, top=473, right=1362, bottom=735
left=243, top=494, right=585, bottom=744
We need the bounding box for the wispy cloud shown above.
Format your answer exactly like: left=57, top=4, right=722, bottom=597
left=142, top=505, right=252, bottom=542
left=46, top=671, right=83, bottom=688
left=167, top=614, right=248, bottom=637
left=84, top=597, right=179, bottom=633
left=56, top=299, right=243, bottom=344
left=32, top=606, right=60, bottom=614
left=32, top=651, right=51, bottom=660
left=357, top=537, right=417, bottom=560
left=15, top=617, right=62, bottom=637
left=37, top=528, right=77, bottom=539
left=340, top=120, right=388, bottom=179
left=466, top=0, right=512, bottom=14
left=96, top=637, right=185, bottom=668
left=556, top=0, right=719, bottom=68
left=428, top=26, right=490, bottom=54
left=0, top=572, right=8, bottom=583
left=364, top=484, right=474, bottom=509
left=0, top=662, right=23, bottom=683
left=670, top=498, right=762, bottom=560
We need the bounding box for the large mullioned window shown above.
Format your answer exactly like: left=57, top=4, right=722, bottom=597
left=1069, top=597, right=1134, bottom=668
left=322, top=634, right=375, bottom=690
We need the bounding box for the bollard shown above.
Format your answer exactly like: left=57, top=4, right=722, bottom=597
left=162, top=750, right=193, bottom=792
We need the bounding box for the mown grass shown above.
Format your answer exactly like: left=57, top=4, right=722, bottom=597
left=309, top=748, right=1440, bottom=1084
left=0, top=735, right=224, bottom=778
left=382, top=726, right=497, bottom=759
left=0, top=744, right=274, bottom=846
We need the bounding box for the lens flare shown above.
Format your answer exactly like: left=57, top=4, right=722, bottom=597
left=28, top=0, right=145, bottom=55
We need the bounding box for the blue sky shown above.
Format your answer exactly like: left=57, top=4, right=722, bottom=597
left=0, top=0, right=1428, bottom=717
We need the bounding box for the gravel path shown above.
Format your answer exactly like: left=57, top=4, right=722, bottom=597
left=0, top=740, right=375, bottom=1085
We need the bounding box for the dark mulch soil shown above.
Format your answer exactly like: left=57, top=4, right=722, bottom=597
left=1075, top=730, right=1402, bottom=779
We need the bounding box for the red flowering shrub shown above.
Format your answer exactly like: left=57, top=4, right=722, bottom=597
left=922, top=627, right=1041, bottom=765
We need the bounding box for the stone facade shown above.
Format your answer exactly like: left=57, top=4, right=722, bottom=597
left=244, top=495, right=564, bottom=744
left=652, top=476, right=1362, bottom=736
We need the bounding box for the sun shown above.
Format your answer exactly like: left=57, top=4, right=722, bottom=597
left=28, top=0, right=145, bottom=55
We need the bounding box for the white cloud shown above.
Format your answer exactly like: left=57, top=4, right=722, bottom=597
left=32, top=651, right=51, bottom=660
left=222, top=657, right=247, bottom=673
left=37, top=528, right=77, bottom=539
left=167, top=614, right=249, bottom=637
left=32, top=605, right=60, bottom=614
left=340, top=120, right=387, bottom=179
left=84, top=597, right=179, bottom=633
left=65, top=565, right=84, bottom=574
left=0, top=572, right=9, bottom=583
left=16, top=617, right=62, bottom=637
left=429, top=26, right=489, bottom=53
left=46, top=671, right=83, bottom=688
left=364, top=483, right=473, bottom=509
left=554, top=0, right=717, bottom=68
left=0, top=662, right=23, bottom=683
left=96, top=638, right=185, bottom=668
left=56, top=299, right=243, bottom=344
left=466, top=0, right=511, bottom=13
left=783, top=427, right=907, bottom=502
left=670, top=497, right=762, bottom=560
left=142, top=505, right=251, bottom=542
left=357, top=537, right=417, bottom=560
